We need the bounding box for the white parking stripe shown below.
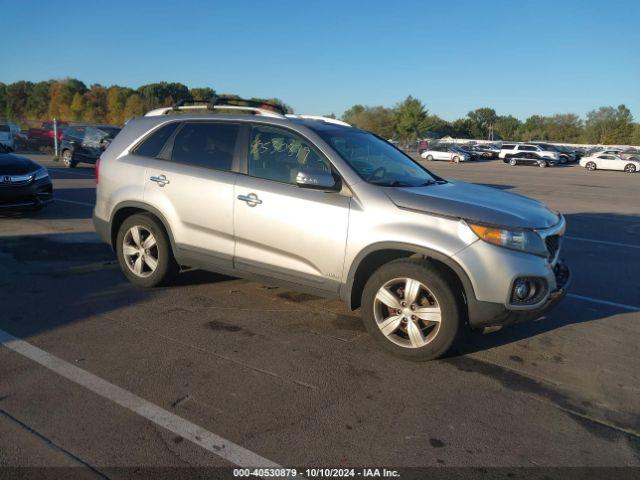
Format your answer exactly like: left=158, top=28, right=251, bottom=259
left=565, top=236, right=640, bottom=250
left=55, top=198, right=94, bottom=207
left=0, top=328, right=282, bottom=469
left=568, top=294, right=640, bottom=312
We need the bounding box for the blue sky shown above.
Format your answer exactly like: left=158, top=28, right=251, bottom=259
left=1, top=0, right=638, bottom=120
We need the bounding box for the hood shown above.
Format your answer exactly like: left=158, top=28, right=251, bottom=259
left=0, top=153, right=40, bottom=175
left=387, top=180, right=559, bottom=229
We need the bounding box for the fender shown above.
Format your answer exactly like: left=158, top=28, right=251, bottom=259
left=108, top=200, right=177, bottom=252
left=340, top=241, right=504, bottom=326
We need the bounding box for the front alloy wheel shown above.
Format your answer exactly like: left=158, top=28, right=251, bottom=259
left=62, top=149, right=75, bottom=168
left=585, top=162, right=596, bottom=171
left=361, top=259, right=462, bottom=361
left=374, top=278, right=441, bottom=349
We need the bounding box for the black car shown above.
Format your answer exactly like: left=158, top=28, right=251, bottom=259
left=467, top=145, right=494, bottom=159
left=503, top=151, right=556, bottom=168
left=0, top=143, right=53, bottom=211
left=60, top=124, right=121, bottom=168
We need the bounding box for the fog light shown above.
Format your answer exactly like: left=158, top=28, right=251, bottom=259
left=514, top=281, right=530, bottom=300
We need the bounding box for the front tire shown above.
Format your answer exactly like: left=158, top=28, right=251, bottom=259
left=539, top=161, right=548, bottom=168
left=452, top=156, right=460, bottom=163
left=361, top=259, right=463, bottom=361
left=624, top=164, right=636, bottom=173
left=116, top=213, right=178, bottom=288
left=426, top=155, right=433, bottom=161
left=509, top=158, right=517, bottom=166
left=585, top=161, right=596, bottom=171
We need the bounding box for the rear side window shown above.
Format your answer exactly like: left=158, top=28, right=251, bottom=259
left=502, top=144, right=515, bottom=149
left=0, top=125, right=10, bottom=132
left=134, top=122, right=179, bottom=158
left=65, top=126, right=86, bottom=140
left=519, top=145, right=536, bottom=151
left=171, top=122, right=239, bottom=171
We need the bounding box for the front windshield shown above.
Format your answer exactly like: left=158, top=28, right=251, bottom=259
left=317, top=129, right=438, bottom=187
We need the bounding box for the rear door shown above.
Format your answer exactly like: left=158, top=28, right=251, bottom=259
left=233, top=123, right=350, bottom=293
left=141, top=121, right=241, bottom=268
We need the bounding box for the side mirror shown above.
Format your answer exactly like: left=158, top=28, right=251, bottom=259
left=296, top=170, right=341, bottom=192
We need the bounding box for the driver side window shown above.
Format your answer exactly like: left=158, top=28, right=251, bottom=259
left=248, top=125, right=330, bottom=185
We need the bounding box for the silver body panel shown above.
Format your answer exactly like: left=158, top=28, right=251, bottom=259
left=95, top=113, right=568, bottom=325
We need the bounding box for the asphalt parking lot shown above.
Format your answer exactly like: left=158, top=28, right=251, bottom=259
left=0, top=154, right=639, bottom=476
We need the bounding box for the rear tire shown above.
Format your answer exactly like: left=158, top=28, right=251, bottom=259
left=539, top=161, right=548, bottom=168
left=426, top=155, right=433, bottom=161
left=509, top=158, right=517, bottom=166
left=361, top=258, right=463, bottom=361
left=116, top=213, right=178, bottom=288
left=452, top=156, right=460, bottom=163
left=61, top=149, right=77, bottom=168
left=624, top=164, right=636, bottom=173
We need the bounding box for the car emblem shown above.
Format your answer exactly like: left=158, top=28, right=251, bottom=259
left=1, top=176, right=10, bottom=184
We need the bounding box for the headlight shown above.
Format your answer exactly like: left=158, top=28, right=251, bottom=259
left=34, top=168, right=49, bottom=180
left=468, top=222, right=547, bottom=256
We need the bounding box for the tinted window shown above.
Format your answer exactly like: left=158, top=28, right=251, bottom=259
left=171, top=122, right=238, bottom=171
left=519, top=145, right=536, bottom=151
left=502, top=144, right=515, bottom=149
left=98, top=127, right=121, bottom=140
left=0, top=125, right=9, bottom=132
left=134, top=122, right=179, bottom=158
left=248, top=125, right=330, bottom=185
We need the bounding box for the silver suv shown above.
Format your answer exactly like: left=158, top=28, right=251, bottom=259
left=93, top=99, right=570, bottom=360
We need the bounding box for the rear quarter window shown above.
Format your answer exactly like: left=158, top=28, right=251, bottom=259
left=133, top=122, right=179, bottom=158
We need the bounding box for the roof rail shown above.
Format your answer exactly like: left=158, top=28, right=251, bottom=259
left=145, top=96, right=287, bottom=118
left=285, top=114, right=351, bottom=127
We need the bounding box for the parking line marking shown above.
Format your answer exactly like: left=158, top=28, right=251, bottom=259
left=55, top=198, right=95, bottom=207
left=565, top=236, right=640, bottom=250
left=567, top=294, right=640, bottom=312
left=0, top=328, right=282, bottom=469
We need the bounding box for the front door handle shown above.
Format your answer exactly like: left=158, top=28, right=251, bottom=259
left=237, top=193, right=262, bottom=207
left=150, top=174, right=169, bottom=187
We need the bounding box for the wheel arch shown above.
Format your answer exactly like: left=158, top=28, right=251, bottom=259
left=342, top=242, right=477, bottom=315
left=109, top=201, right=176, bottom=253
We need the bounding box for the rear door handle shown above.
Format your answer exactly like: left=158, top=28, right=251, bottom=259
left=237, top=193, right=262, bottom=206
left=150, top=174, right=169, bottom=187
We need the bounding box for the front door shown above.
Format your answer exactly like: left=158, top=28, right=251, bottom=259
left=233, top=124, right=350, bottom=293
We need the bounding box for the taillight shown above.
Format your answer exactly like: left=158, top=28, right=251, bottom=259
left=95, top=157, right=101, bottom=184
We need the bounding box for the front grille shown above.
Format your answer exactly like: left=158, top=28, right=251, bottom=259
left=545, top=234, right=560, bottom=259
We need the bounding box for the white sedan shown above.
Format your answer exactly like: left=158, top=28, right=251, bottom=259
left=420, top=147, right=470, bottom=163
left=580, top=153, right=640, bottom=173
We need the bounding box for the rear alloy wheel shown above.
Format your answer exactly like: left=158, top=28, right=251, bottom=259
left=426, top=155, right=433, bottom=161
left=361, top=259, right=462, bottom=361
left=116, top=213, right=178, bottom=287
left=452, top=156, right=460, bottom=163
left=585, top=161, right=596, bottom=171
left=624, top=164, right=636, bottom=173
left=539, top=161, right=548, bottom=168
left=61, top=149, right=76, bottom=168
left=509, top=158, right=517, bottom=166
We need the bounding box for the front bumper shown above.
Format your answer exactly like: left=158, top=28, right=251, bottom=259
left=0, top=177, right=53, bottom=210
left=468, top=260, right=571, bottom=328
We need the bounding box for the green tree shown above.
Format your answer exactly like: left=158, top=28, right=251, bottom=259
left=0, top=83, right=7, bottom=118
left=123, top=94, right=144, bottom=119
left=107, top=86, right=133, bottom=125
left=394, top=96, right=429, bottom=141
left=82, top=84, right=108, bottom=123
left=467, top=108, right=498, bottom=139
left=70, top=92, right=86, bottom=121
left=517, top=115, right=549, bottom=141
left=583, top=105, right=633, bottom=144
left=545, top=114, right=583, bottom=143
left=451, top=118, right=473, bottom=138
left=49, top=79, right=87, bottom=121
left=340, top=105, right=396, bottom=138
left=6, top=81, right=34, bottom=120
left=631, top=124, right=640, bottom=146
left=138, top=82, right=191, bottom=110
left=190, top=87, right=215, bottom=101
left=493, top=115, right=521, bottom=141
left=25, top=81, right=52, bottom=120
